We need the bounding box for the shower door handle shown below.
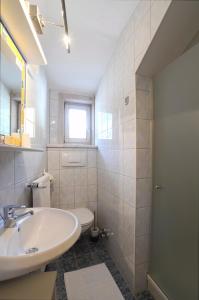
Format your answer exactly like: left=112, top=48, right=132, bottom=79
left=154, top=184, right=162, bottom=191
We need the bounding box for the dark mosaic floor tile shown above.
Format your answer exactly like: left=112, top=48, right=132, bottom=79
left=56, top=286, right=67, bottom=300
left=76, top=253, right=96, bottom=269
left=62, top=249, right=75, bottom=260
left=89, top=253, right=103, bottom=265
left=119, top=285, right=132, bottom=295
left=105, top=260, right=118, bottom=274
left=136, top=290, right=154, bottom=300
left=124, top=292, right=135, bottom=300
left=114, top=274, right=127, bottom=287
left=74, top=248, right=91, bottom=258
left=62, top=259, right=77, bottom=272
left=55, top=273, right=67, bottom=300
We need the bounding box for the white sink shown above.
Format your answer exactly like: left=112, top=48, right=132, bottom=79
left=0, top=207, right=81, bottom=281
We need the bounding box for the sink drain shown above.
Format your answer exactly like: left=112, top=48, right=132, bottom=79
left=25, top=247, right=39, bottom=254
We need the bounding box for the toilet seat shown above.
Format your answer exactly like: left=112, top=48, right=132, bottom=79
left=68, top=208, right=94, bottom=227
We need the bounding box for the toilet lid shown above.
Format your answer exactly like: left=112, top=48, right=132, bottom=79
left=68, top=208, right=94, bottom=226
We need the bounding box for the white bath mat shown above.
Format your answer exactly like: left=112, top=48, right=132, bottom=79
left=64, top=263, right=124, bottom=300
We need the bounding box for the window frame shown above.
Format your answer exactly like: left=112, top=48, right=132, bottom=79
left=64, top=101, right=91, bottom=144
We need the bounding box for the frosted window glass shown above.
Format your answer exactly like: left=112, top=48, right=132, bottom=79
left=68, top=108, right=87, bottom=139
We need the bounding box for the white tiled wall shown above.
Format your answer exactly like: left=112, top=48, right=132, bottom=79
left=47, top=148, right=97, bottom=214
left=0, top=150, right=46, bottom=207
left=0, top=65, right=48, bottom=212
left=95, top=0, right=171, bottom=293
left=95, top=11, right=137, bottom=289
left=135, top=75, right=153, bottom=291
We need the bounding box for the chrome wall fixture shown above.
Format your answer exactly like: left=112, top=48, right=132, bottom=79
left=61, top=0, right=70, bottom=53
left=29, top=1, right=71, bottom=53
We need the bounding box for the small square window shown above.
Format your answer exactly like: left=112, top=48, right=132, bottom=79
left=64, top=102, right=91, bottom=144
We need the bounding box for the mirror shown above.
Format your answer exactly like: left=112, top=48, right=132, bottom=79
left=0, top=22, right=26, bottom=137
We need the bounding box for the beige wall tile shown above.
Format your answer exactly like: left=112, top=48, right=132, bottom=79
left=60, top=185, right=74, bottom=206
left=123, top=176, right=136, bottom=207
left=136, top=207, right=151, bottom=237
left=88, top=150, right=97, bottom=167
left=74, top=186, right=88, bottom=205
left=51, top=187, right=60, bottom=208
left=60, top=168, right=74, bottom=186
left=0, top=185, right=15, bottom=207
left=88, top=167, right=97, bottom=185
left=136, top=178, right=152, bottom=208
left=136, top=149, right=152, bottom=179
left=0, top=151, right=14, bottom=189
left=135, top=235, right=150, bottom=264
left=123, top=119, right=136, bottom=149
left=123, top=149, right=136, bottom=178
left=136, top=89, right=153, bottom=120
left=74, top=167, right=88, bottom=186
left=136, top=119, right=152, bottom=149
left=88, top=185, right=97, bottom=202
left=48, top=151, right=60, bottom=170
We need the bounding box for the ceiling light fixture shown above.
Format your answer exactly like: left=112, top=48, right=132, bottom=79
left=61, top=0, right=70, bottom=53
left=63, top=34, right=70, bottom=51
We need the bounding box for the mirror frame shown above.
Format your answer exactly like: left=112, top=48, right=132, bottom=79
left=0, top=21, right=26, bottom=134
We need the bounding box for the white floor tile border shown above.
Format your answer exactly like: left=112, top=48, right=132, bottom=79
left=64, top=263, right=124, bottom=300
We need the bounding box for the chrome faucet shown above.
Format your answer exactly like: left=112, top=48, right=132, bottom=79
left=0, top=204, right=34, bottom=228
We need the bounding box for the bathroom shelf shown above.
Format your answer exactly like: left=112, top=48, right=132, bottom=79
left=0, top=144, right=44, bottom=152
left=1, top=0, right=47, bottom=65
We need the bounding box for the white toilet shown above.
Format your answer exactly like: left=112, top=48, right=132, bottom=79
left=32, top=173, right=94, bottom=234
left=33, top=173, right=94, bottom=233
left=68, top=208, right=94, bottom=233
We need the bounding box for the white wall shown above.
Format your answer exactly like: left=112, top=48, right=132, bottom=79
left=47, top=147, right=97, bottom=214
left=95, top=0, right=171, bottom=293
left=0, top=66, right=48, bottom=213
left=47, top=90, right=97, bottom=213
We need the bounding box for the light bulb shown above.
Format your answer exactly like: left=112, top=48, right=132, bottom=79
left=63, top=34, right=70, bottom=50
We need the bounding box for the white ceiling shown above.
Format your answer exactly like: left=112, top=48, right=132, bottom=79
left=30, top=0, right=139, bottom=96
